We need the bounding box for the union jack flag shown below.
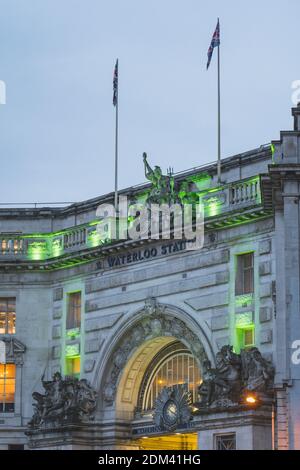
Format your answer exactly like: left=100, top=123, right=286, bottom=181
left=113, top=59, right=118, bottom=106
left=207, top=20, right=220, bottom=69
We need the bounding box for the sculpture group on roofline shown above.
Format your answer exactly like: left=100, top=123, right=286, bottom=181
left=142, top=152, right=205, bottom=206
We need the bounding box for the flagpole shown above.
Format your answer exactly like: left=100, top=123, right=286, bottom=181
left=217, top=27, right=221, bottom=183
left=114, top=60, right=119, bottom=213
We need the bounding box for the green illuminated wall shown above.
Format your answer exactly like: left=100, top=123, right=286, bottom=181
left=2, top=175, right=263, bottom=265
left=229, top=244, right=259, bottom=353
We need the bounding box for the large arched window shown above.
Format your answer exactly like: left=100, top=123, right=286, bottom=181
left=140, top=342, right=202, bottom=411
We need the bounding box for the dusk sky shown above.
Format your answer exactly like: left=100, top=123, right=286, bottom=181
left=0, top=0, right=299, bottom=204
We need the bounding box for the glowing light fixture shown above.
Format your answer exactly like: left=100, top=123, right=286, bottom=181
left=246, top=395, right=256, bottom=405
left=245, top=394, right=257, bottom=405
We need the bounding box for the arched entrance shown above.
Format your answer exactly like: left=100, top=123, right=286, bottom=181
left=128, top=339, right=201, bottom=450
left=95, top=299, right=214, bottom=449
left=115, top=337, right=202, bottom=450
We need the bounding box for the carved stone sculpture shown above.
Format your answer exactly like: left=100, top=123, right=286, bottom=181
left=28, top=372, right=97, bottom=428
left=198, top=345, right=274, bottom=408
left=241, top=347, right=275, bottom=392
left=198, top=346, right=241, bottom=407
left=143, top=152, right=177, bottom=204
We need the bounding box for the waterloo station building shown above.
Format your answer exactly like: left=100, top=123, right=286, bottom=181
left=0, top=104, right=300, bottom=450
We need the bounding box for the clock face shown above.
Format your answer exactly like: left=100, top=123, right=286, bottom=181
left=163, top=400, right=178, bottom=427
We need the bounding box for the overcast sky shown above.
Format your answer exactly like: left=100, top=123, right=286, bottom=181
left=0, top=0, right=299, bottom=204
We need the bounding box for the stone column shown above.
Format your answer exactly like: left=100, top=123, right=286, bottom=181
left=271, top=103, right=300, bottom=449
left=282, top=179, right=300, bottom=449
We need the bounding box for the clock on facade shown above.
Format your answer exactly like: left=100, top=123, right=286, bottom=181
left=153, top=384, right=192, bottom=432
left=163, top=399, right=179, bottom=428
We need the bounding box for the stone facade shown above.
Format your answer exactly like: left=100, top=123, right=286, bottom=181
left=1, top=104, right=300, bottom=450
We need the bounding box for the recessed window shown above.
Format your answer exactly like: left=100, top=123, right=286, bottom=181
left=66, top=292, right=81, bottom=330
left=244, top=328, right=254, bottom=347
left=0, top=364, right=16, bottom=413
left=215, top=433, right=236, bottom=450
left=0, top=298, right=16, bottom=335
left=66, top=357, right=80, bottom=379
left=237, top=327, right=255, bottom=351
left=235, top=253, right=254, bottom=295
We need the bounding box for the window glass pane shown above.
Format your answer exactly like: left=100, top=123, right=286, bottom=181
left=143, top=352, right=201, bottom=411
left=235, top=256, right=243, bottom=295
left=0, top=364, right=15, bottom=412
left=235, top=253, right=254, bottom=295
left=0, top=298, right=16, bottom=334
left=5, top=364, right=16, bottom=378
left=66, top=357, right=80, bottom=377
left=67, top=292, right=81, bottom=329
left=243, top=270, right=253, bottom=293
left=0, top=313, right=6, bottom=334
left=0, top=301, right=7, bottom=312
left=7, top=313, right=16, bottom=334
left=5, top=381, right=15, bottom=402
left=5, top=403, right=14, bottom=412
left=243, top=253, right=253, bottom=268
left=244, top=329, right=254, bottom=346
left=0, top=382, right=5, bottom=401
left=177, top=355, right=183, bottom=384
left=72, top=357, right=80, bottom=375
left=7, top=299, right=16, bottom=312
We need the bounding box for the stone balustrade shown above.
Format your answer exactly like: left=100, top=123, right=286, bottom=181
left=0, top=176, right=262, bottom=263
